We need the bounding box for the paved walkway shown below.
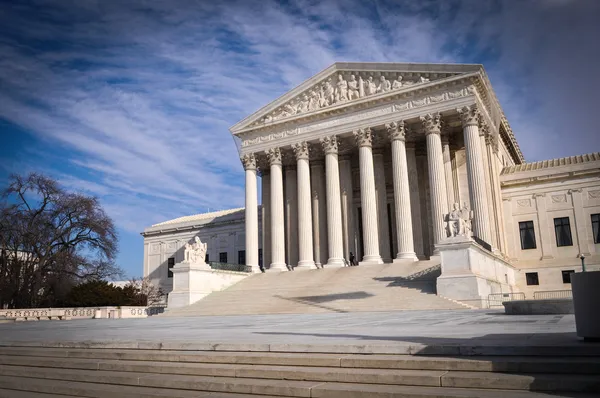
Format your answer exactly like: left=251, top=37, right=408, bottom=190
left=0, top=310, right=585, bottom=351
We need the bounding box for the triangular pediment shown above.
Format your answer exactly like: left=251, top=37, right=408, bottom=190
left=230, top=62, right=482, bottom=134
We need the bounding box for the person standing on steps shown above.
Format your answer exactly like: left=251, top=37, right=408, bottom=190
left=349, top=252, right=358, bottom=266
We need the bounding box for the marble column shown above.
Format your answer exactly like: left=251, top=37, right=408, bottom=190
left=261, top=170, right=271, bottom=269
left=241, top=153, right=260, bottom=273
left=386, top=122, right=418, bottom=262
left=353, top=128, right=383, bottom=264
left=266, top=147, right=287, bottom=271
left=480, top=126, right=498, bottom=251
left=457, top=105, right=492, bottom=245
left=406, top=143, right=425, bottom=259
left=421, top=113, right=448, bottom=254
left=292, top=142, right=316, bottom=269
left=339, top=155, right=356, bottom=261
left=310, top=160, right=328, bottom=267
left=320, top=135, right=345, bottom=267
left=485, top=131, right=503, bottom=253
left=285, top=165, right=299, bottom=267
left=442, top=135, right=456, bottom=210
left=373, top=149, right=392, bottom=263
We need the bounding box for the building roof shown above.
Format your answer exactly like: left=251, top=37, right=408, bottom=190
left=150, top=207, right=245, bottom=228
left=501, top=152, right=600, bottom=175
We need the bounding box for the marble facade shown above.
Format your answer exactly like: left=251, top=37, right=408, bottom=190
left=143, top=62, right=600, bottom=305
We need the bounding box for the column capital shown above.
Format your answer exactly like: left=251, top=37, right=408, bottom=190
left=457, top=104, right=480, bottom=127
left=420, top=113, right=442, bottom=135
left=385, top=121, right=406, bottom=142
left=292, top=141, right=310, bottom=160
left=241, top=153, right=257, bottom=171
left=320, top=135, right=339, bottom=154
left=266, top=147, right=282, bottom=166
left=353, top=127, right=374, bottom=147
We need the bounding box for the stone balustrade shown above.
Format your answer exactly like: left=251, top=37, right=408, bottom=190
left=0, top=306, right=165, bottom=321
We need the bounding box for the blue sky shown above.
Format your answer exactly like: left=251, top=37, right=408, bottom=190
left=1, top=0, right=599, bottom=278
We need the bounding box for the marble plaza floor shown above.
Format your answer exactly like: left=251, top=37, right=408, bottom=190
left=0, top=309, right=592, bottom=353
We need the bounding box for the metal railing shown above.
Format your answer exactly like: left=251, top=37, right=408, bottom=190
left=208, top=262, right=252, bottom=273
left=533, top=290, right=572, bottom=300
left=488, top=292, right=526, bottom=308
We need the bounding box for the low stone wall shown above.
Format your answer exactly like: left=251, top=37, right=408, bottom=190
left=503, top=299, right=574, bottom=315
left=0, top=306, right=165, bottom=321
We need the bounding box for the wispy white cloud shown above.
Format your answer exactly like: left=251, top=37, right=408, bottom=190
left=1, top=0, right=598, bottom=241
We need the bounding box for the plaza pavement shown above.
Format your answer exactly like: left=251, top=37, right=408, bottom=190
left=0, top=309, right=591, bottom=354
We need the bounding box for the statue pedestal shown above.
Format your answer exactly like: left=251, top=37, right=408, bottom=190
left=167, top=261, right=212, bottom=309
left=436, top=236, right=516, bottom=308
left=167, top=261, right=249, bottom=309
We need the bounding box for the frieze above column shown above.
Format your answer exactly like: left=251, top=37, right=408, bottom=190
left=354, top=127, right=374, bottom=148
left=386, top=121, right=406, bottom=142
left=420, top=113, right=442, bottom=135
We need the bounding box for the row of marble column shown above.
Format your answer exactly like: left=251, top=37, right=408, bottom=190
left=241, top=104, right=493, bottom=272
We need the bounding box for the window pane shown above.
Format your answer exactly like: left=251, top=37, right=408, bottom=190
left=526, top=272, right=539, bottom=286
left=219, top=252, right=227, bottom=263
left=519, top=221, right=536, bottom=250
left=168, top=257, right=175, bottom=278
left=554, top=217, right=573, bottom=247
left=562, top=270, right=574, bottom=284
left=592, top=214, right=600, bottom=244
left=238, top=250, right=246, bottom=265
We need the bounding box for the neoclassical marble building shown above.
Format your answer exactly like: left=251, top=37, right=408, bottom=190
left=143, top=62, right=600, bottom=302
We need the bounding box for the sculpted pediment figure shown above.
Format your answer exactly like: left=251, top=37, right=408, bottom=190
left=229, top=63, right=478, bottom=133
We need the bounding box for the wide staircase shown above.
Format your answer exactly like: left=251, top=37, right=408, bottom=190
left=0, top=343, right=599, bottom=397
left=163, top=261, right=470, bottom=317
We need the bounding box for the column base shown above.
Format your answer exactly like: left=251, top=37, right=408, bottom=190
left=296, top=260, right=316, bottom=270
left=248, top=264, right=262, bottom=273
left=269, top=262, right=288, bottom=272
left=393, top=252, right=418, bottom=263
left=325, top=258, right=345, bottom=268
left=359, top=254, right=383, bottom=265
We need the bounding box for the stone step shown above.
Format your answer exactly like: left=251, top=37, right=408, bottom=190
left=0, top=365, right=324, bottom=397
left=1, top=358, right=599, bottom=393
left=0, top=374, right=597, bottom=398
left=0, top=375, right=277, bottom=398
left=4, top=341, right=600, bottom=356
left=1, top=349, right=599, bottom=374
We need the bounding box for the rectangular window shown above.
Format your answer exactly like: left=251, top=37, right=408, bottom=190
left=519, top=221, right=537, bottom=250
left=205, top=253, right=209, bottom=263
left=592, top=214, right=600, bottom=244
left=554, top=217, right=573, bottom=247
left=258, top=249, right=263, bottom=267
left=526, top=272, right=539, bottom=286
left=219, top=252, right=227, bottom=263
left=562, top=270, right=575, bottom=284
left=167, top=257, right=175, bottom=278
left=238, top=250, right=246, bottom=265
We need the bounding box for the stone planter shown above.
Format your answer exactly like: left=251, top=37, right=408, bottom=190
left=571, top=270, right=600, bottom=341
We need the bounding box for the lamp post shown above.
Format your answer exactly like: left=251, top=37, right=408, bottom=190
left=579, top=254, right=586, bottom=272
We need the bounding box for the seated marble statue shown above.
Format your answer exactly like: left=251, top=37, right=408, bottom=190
left=184, top=236, right=208, bottom=264
left=445, top=203, right=473, bottom=238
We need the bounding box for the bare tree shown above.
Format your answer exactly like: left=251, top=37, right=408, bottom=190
left=126, top=277, right=166, bottom=306
left=0, top=173, right=123, bottom=308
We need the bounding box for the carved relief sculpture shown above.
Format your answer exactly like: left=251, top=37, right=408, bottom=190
left=335, top=74, right=348, bottom=102
left=347, top=74, right=360, bottom=100
left=377, top=76, right=391, bottom=93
